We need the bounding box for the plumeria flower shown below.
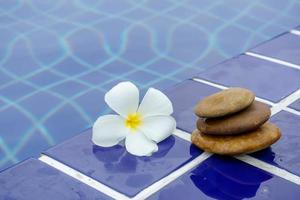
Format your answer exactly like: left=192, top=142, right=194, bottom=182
left=92, top=82, right=176, bottom=156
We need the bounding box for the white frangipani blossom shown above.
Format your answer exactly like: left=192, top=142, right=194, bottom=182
left=92, top=81, right=176, bottom=156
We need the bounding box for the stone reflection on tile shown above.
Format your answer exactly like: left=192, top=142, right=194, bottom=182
left=149, top=155, right=300, bottom=200
left=196, top=54, right=300, bottom=102
left=0, top=158, right=111, bottom=200
left=44, top=130, right=202, bottom=197
left=251, top=111, right=300, bottom=176
left=165, top=80, right=220, bottom=133
left=250, top=33, right=300, bottom=65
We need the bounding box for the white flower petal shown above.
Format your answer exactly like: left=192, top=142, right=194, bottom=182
left=125, top=132, right=158, bottom=156
left=140, top=116, right=176, bottom=143
left=105, top=82, right=139, bottom=117
left=138, top=88, right=173, bottom=118
left=92, top=115, right=128, bottom=147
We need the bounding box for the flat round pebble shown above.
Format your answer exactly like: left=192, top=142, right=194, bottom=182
left=197, top=101, right=271, bottom=135
left=191, top=122, right=281, bottom=155
left=194, top=88, right=255, bottom=118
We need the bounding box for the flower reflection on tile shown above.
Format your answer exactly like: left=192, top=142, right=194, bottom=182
left=91, top=136, right=176, bottom=176
left=149, top=155, right=300, bottom=200
left=44, top=130, right=202, bottom=197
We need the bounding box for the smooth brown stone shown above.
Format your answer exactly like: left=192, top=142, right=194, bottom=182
left=197, top=101, right=271, bottom=135
left=194, top=87, right=255, bottom=118
left=191, top=122, right=281, bottom=155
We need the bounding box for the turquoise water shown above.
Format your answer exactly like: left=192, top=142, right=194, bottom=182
left=0, top=0, right=300, bottom=170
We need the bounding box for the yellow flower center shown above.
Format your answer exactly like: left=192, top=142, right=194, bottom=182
left=125, top=113, right=142, bottom=131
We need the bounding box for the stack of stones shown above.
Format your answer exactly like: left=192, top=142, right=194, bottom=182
left=191, top=88, right=281, bottom=155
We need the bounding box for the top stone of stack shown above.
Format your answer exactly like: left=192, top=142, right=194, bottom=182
left=194, top=87, right=255, bottom=118
left=192, top=87, right=281, bottom=155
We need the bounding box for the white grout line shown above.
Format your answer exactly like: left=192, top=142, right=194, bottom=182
left=192, top=78, right=275, bottom=106
left=192, top=77, right=228, bottom=90
left=245, top=52, right=300, bottom=70
left=270, top=106, right=282, bottom=116
left=276, top=89, right=300, bottom=108
left=235, top=155, right=300, bottom=185
left=270, top=88, right=300, bottom=116
left=173, top=128, right=191, bottom=142
left=132, top=152, right=212, bottom=200
left=290, top=29, right=300, bottom=36
left=282, top=107, right=300, bottom=116
left=255, top=97, right=276, bottom=107
left=39, top=155, right=130, bottom=200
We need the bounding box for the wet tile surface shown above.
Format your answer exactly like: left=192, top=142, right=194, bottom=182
left=0, top=158, right=110, bottom=200
left=251, top=33, right=300, bottom=65
left=289, top=99, right=300, bottom=111
left=196, top=54, right=300, bottom=102
left=251, top=111, right=300, bottom=176
left=165, top=80, right=220, bottom=133
left=149, top=155, right=300, bottom=200
left=44, top=129, right=202, bottom=197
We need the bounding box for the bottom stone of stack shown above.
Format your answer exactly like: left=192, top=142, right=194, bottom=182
left=191, top=122, right=281, bottom=155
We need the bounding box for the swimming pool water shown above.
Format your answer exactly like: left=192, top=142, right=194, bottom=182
left=0, top=0, right=300, bottom=170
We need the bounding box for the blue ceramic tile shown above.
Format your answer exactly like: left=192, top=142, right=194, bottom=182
left=149, top=155, right=300, bottom=200
left=67, top=11, right=105, bottom=25
left=168, top=24, right=209, bottom=63
left=78, top=70, right=112, bottom=85
left=125, top=70, right=159, bottom=86
left=74, top=89, right=107, bottom=121
left=165, top=80, right=220, bottom=133
left=0, top=158, right=111, bottom=200
left=0, top=82, right=34, bottom=100
left=210, top=4, right=239, bottom=20
left=147, top=58, right=182, bottom=75
left=93, top=19, right=130, bottom=54
left=43, top=105, right=90, bottom=143
left=196, top=54, right=300, bottom=102
left=191, top=13, right=223, bottom=32
left=101, top=60, right=134, bottom=75
left=15, top=131, right=50, bottom=159
left=50, top=81, right=87, bottom=98
left=251, top=111, right=300, bottom=176
left=289, top=99, right=300, bottom=111
left=66, top=29, right=110, bottom=66
left=96, top=1, right=132, bottom=14
left=250, top=33, right=300, bottom=65
left=44, top=130, right=202, bottom=197
left=27, top=30, right=64, bottom=65
left=52, top=57, right=88, bottom=76
left=0, top=106, right=31, bottom=147
left=120, top=26, right=156, bottom=65
left=2, top=38, right=40, bottom=76
left=150, top=78, right=178, bottom=91
left=20, top=92, right=61, bottom=118
left=28, top=70, right=63, bottom=87
left=167, top=6, right=197, bottom=19
left=123, top=8, right=152, bottom=21
left=0, top=72, right=12, bottom=86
